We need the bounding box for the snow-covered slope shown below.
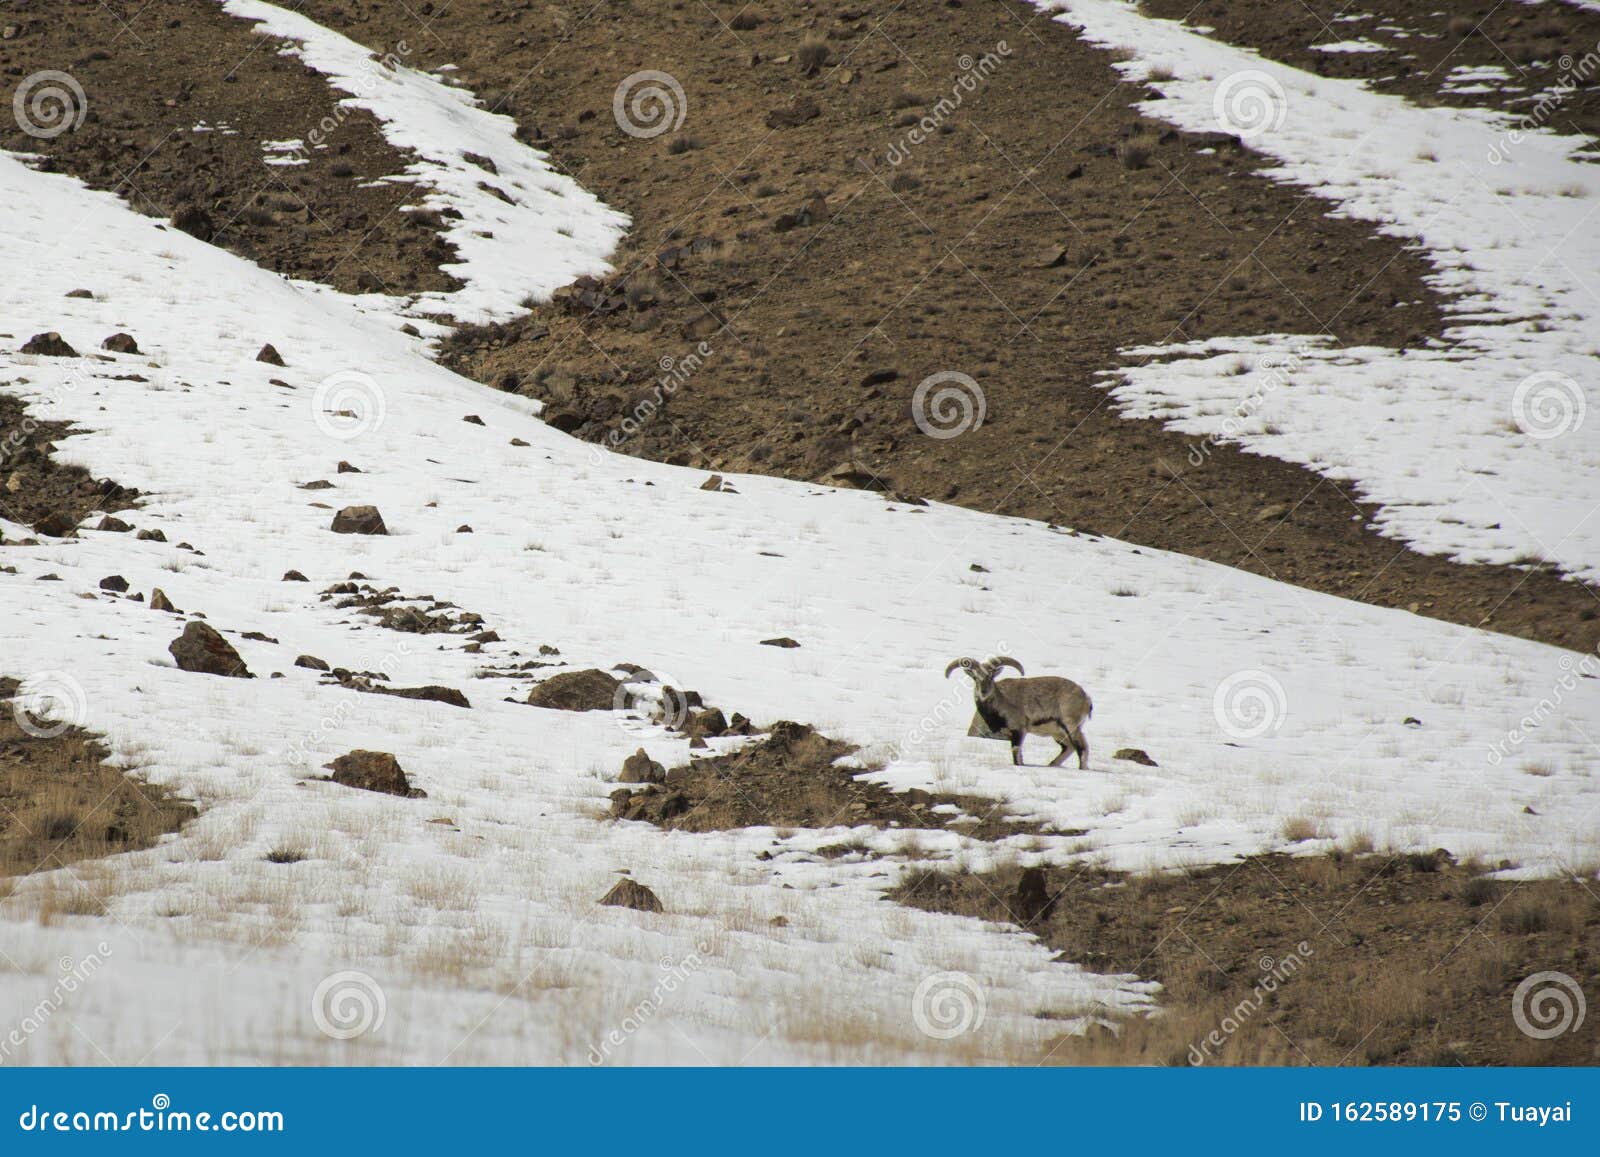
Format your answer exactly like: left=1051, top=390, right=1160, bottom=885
left=1038, top=0, right=1600, bottom=583
left=1, top=8, right=1596, bottom=1066
left=220, top=0, right=627, bottom=324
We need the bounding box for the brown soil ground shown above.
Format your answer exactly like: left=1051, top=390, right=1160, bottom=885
left=0, top=0, right=457, bottom=295
left=895, top=852, right=1600, bottom=1066
left=613, top=721, right=1066, bottom=841
left=1138, top=0, right=1600, bottom=142
left=296, top=0, right=1594, bottom=652
left=0, top=395, right=137, bottom=536
left=5, top=2, right=1596, bottom=655
left=0, top=678, right=195, bottom=883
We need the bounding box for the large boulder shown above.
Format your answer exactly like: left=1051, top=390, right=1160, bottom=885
left=168, top=621, right=252, bottom=678
left=599, top=878, right=662, bottom=913
left=330, top=505, right=387, bottom=535
left=326, top=750, right=425, bottom=798
left=526, top=668, right=621, bottom=712
left=618, top=748, right=666, bottom=784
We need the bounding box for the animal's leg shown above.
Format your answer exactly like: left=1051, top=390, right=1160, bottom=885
left=1070, top=727, right=1089, bottom=770
left=1048, top=740, right=1073, bottom=767
left=1010, top=731, right=1026, bottom=766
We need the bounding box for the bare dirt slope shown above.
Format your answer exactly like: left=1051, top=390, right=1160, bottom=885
left=3, top=0, right=1595, bottom=652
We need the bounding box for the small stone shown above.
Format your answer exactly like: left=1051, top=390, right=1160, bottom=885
left=136, top=528, right=166, bottom=542
left=1254, top=503, right=1288, bottom=523
left=96, top=515, right=133, bottom=533
left=283, top=569, right=308, bottom=582
left=462, top=414, right=485, bottom=426
left=295, top=655, right=331, bottom=671
left=149, top=588, right=178, bottom=613
left=98, top=575, right=129, bottom=593
left=760, top=637, right=800, bottom=648
left=101, top=333, right=141, bottom=355
left=1113, top=748, right=1158, bottom=766
left=256, top=343, right=285, bottom=366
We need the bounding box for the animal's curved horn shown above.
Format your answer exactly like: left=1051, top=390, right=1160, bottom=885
left=987, top=656, right=1025, bottom=677
left=944, top=657, right=981, bottom=680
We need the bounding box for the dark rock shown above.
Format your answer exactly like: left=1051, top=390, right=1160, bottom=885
left=331, top=505, right=387, bottom=535
left=98, top=575, right=129, bottom=593
left=101, top=333, right=140, bottom=354
left=760, top=637, right=800, bottom=648
left=684, top=707, right=729, bottom=739
left=327, top=750, right=424, bottom=798
left=96, top=516, right=133, bottom=533
left=295, top=655, right=330, bottom=671
left=256, top=343, right=285, bottom=366
left=599, top=877, right=663, bottom=912
left=21, top=332, right=77, bottom=357
left=1113, top=748, right=1158, bottom=766
left=171, top=203, right=214, bottom=240
left=526, top=668, right=621, bottom=712
left=383, top=684, right=471, bottom=709
left=1011, top=867, right=1057, bottom=926
left=462, top=414, right=485, bottom=426
left=283, top=569, right=308, bottom=582
left=169, top=621, right=252, bottom=678
left=136, top=528, right=166, bottom=542
left=149, top=588, right=178, bottom=613
left=619, top=747, right=667, bottom=784
left=32, top=512, right=78, bottom=538
left=336, top=461, right=361, bottom=473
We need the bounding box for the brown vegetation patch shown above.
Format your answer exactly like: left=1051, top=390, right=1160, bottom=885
left=0, top=395, right=137, bottom=537
left=0, top=682, right=195, bottom=878
left=893, top=852, right=1600, bottom=1066
left=613, top=721, right=1061, bottom=841
left=0, top=0, right=458, bottom=295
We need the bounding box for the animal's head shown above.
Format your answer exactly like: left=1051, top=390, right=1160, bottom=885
left=944, top=656, right=1025, bottom=698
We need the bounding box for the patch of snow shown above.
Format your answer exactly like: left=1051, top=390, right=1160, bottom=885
left=1037, top=1, right=1600, bottom=583
left=220, top=0, right=627, bottom=325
